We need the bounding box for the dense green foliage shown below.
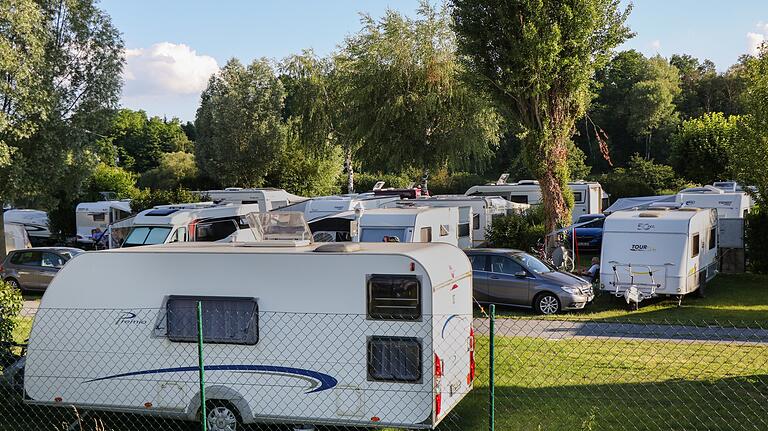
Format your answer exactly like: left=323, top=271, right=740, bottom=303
left=485, top=206, right=546, bottom=250
left=139, top=151, right=199, bottom=190
left=453, top=0, right=632, bottom=231
left=0, top=280, right=23, bottom=358
left=597, top=155, right=688, bottom=201
left=670, top=113, right=739, bottom=185
left=746, top=209, right=768, bottom=274
left=130, top=188, right=205, bottom=214
left=265, top=130, right=344, bottom=197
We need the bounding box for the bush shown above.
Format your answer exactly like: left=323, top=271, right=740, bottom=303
left=0, top=281, right=23, bottom=360
left=746, top=208, right=768, bottom=273
left=428, top=169, right=487, bottom=195
left=130, top=188, right=206, bottom=213
left=344, top=172, right=415, bottom=194
left=138, top=152, right=199, bottom=190
left=597, top=154, right=689, bottom=202
left=265, top=138, right=344, bottom=197
left=485, top=206, right=546, bottom=250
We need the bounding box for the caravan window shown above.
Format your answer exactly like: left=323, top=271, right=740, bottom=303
left=361, top=227, right=407, bottom=243
left=367, top=275, right=421, bottom=320
left=367, top=336, right=422, bottom=383
left=709, top=227, right=716, bottom=250
left=692, top=233, right=700, bottom=258
left=420, top=227, right=432, bottom=242
left=166, top=296, right=258, bottom=345
left=509, top=195, right=529, bottom=204
left=573, top=191, right=584, bottom=204
left=458, top=223, right=470, bottom=238
left=92, top=213, right=106, bottom=222
left=195, top=219, right=238, bottom=242
left=473, top=214, right=480, bottom=230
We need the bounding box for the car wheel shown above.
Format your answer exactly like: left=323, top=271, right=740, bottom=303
left=534, top=293, right=561, bottom=315
left=4, top=278, right=20, bottom=291
left=205, top=401, right=240, bottom=431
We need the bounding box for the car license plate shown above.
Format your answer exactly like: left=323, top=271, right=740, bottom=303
left=578, top=242, right=590, bottom=247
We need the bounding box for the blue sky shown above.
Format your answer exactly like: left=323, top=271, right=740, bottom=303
left=101, top=0, right=768, bottom=121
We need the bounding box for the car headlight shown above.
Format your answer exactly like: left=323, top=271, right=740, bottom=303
left=561, top=286, right=579, bottom=294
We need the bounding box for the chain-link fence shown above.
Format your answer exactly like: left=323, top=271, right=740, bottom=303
left=2, top=305, right=768, bottom=431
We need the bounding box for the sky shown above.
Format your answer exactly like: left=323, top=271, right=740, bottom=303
left=100, top=0, right=768, bottom=122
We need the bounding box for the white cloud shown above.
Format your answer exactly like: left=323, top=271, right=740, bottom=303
left=747, top=22, right=768, bottom=55
left=123, top=42, right=219, bottom=97
left=650, top=40, right=661, bottom=51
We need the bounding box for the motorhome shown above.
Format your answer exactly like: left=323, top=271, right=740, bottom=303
left=121, top=203, right=261, bottom=247
left=599, top=208, right=718, bottom=306
left=465, top=179, right=604, bottom=222
left=3, top=209, right=51, bottom=245
left=24, top=219, right=474, bottom=429
left=75, top=201, right=132, bottom=245
left=384, top=195, right=529, bottom=248
left=274, top=194, right=400, bottom=223
left=202, top=188, right=306, bottom=210
left=310, top=207, right=460, bottom=247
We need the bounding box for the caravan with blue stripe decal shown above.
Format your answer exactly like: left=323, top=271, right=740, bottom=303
left=23, top=213, right=474, bottom=430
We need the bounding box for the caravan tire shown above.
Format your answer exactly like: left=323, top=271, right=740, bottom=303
left=534, top=293, right=561, bottom=315
left=204, top=400, right=241, bottom=431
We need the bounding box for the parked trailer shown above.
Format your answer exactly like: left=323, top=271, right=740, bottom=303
left=75, top=201, right=132, bottom=245
left=599, top=208, right=718, bottom=306
left=465, top=179, right=603, bottom=222
left=274, top=194, right=400, bottom=224
left=121, top=203, right=262, bottom=247
left=384, top=195, right=529, bottom=248
left=24, top=240, right=475, bottom=429
left=3, top=209, right=51, bottom=244
left=676, top=186, right=752, bottom=219
left=202, top=188, right=306, bottom=210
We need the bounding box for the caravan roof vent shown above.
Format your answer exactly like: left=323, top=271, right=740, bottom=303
left=314, top=243, right=361, bottom=253
left=638, top=212, right=660, bottom=218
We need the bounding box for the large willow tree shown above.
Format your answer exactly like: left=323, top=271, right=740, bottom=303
left=452, top=0, right=632, bottom=232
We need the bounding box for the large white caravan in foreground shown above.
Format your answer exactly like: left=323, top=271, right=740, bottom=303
left=25, top=239, right=474, bottom=429
left=599, top=208, right=718, bottom=305
left=75, top=201, right=132, bottom=245
left=465, top=179, right=604, bottom=222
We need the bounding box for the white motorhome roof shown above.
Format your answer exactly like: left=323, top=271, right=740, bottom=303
left=133, top=203, right=261, bottom=226
left=205, top=188, right=306, bottom=202
left=603, top=195, right=676, bottom=214
left=75, top=200, right=131, bottom=213
left=604, top=208, right=712, bottom=234
left=4, top=209, right=48, bottom=226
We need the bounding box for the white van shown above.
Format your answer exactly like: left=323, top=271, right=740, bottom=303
left=24, top=240, right=474, bottom=429
left=599, top=208, right=718, bottom=305
left=203, top=188, right=306, bottom=210
left=465, top=179, right=603, bottom=222
left=121, top=203, right=261, bottom=247
left=75, top=201, right=132, bottom=245
left=385, top=196, right=529, bottom=248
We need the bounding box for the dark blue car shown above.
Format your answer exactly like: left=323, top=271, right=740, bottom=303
left=569, top=214, right=605, bottom=250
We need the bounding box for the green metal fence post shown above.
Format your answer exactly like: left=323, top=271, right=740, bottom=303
left=489, top=304, right=495, bottom=431
left=197, top=301, right=207, bottom=431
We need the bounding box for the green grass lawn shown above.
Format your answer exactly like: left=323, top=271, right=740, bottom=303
left=444, top=335, right=768, bottom=431
left=492, top=273, right=768, bottom=326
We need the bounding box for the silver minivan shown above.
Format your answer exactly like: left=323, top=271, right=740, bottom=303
left=1, top=247, right=84, bottom=291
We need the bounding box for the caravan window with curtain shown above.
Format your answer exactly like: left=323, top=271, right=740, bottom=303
left=166, top=296, right=258, bottom=345
left=367, top=336, right=422, bottom=383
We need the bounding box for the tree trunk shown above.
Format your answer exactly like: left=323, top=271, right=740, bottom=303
left=527, top=132, right=572, bottom=250
left=344, top=146, right=354, bottom=194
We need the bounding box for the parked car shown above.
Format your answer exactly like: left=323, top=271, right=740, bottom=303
left=1, top=247, right=84, bottom=291
left=465, top=248, right=594, bottom=315
left=569, top=214, right=606, bottom=250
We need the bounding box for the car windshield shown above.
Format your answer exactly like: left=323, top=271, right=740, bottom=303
left=123, top=226, right=172, bottom=247
left=513, top=252, right=554, bottom=274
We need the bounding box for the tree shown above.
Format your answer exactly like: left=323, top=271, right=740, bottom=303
left=728, top=45, right=768, bottom=206
left=670, top=54, right=745, bottom=118
left=626, top=56, right=681, bottom=160
left=195, top=58, right=286, bottom=188
left=139, top=151, right=198, bottom=190
left=598, top=154, right=688, bottom=200
left=280, top=51, right=357, bottom=192
left=453, top=0, right=632, bottom=233
left=669, top=112, right=739, bottom=185
left=343, top=3, right=503, bottom=188
left=0, top=0, right=123, bottom=233
left=81, top=163, right=139, bottom=202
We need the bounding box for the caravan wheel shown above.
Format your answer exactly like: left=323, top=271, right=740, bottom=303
left=205, top=401, right=240, bottom=431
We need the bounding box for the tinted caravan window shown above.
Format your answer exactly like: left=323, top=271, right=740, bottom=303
left=367, top=275, right=420, bottom=320
left=166, top=296, right=258, bottom=344
left=367, top=336, right=422, bottom=383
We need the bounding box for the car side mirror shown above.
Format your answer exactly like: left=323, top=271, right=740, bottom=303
left=514, top=271, right=527, bottom=278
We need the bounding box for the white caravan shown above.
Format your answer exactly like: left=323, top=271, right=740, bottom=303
left=465, top=179, right=604, bottom=222
left=203, top=188, right=306, bottom=210
left=3, top=209, right=51, bottom=243
left=3, top=222, right=32, bottom=254
left=25, top=241, right=475, bottom=429
left=384, top=196, right=529, bottom=248
left=121, top=203, right=261, bottom=247
left=275, top=194, right=400, bottom=223
left=599, top=208, right=718, bottom=305
left=310, top=207, right=461, bottom=247
left=676, top=186, right=752, bottom=219
left=75, top=201, right=132, bottom=245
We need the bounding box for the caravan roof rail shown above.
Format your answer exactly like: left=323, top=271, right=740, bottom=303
left=314, top=243, right=361, bottom=253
